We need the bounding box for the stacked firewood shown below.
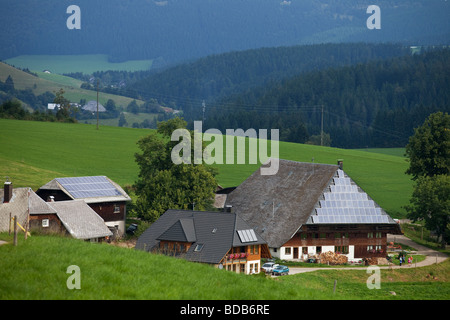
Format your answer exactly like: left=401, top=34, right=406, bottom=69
left=319, top=251, right=348, bottom=265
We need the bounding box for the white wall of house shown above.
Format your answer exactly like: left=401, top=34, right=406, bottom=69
left=105, top=220, right=125, bottom=236
left=246, top=260, right=261, bottom=274
left=274, top=245, right=356, bottom=261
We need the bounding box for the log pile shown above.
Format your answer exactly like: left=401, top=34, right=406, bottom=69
left=319, top=251, right=348, bottom=265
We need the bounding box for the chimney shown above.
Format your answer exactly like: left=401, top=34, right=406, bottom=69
left=337, top=160, right=343, bottom=170
left=3, top=178, right=13, bottom=203
left=47, top=196, right=55, bottom=202
left=224, top=205, right=233, bottom=213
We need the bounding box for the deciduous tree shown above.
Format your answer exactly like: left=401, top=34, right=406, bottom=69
left=405, top=112, right=450, bottom=179
left=134, top=118, right=218, bottom=222
left=405, top=175, right=449, bottom=248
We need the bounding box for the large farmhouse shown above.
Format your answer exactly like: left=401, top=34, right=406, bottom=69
left=136, top=209, right=271, bottom=274
left=36, top=176, right=131, bottom=237
left=225, top=159, right=402, bottom=263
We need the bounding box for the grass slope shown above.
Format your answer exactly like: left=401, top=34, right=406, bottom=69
left=4, top=54, right=153, bottom=74
left=0, top=119, right=412, bottom=217
left=0, top=62, right=142, bottom=108
left=0, top=234, right=448, bottom=300
left=0, top=234, right=334, bottom=300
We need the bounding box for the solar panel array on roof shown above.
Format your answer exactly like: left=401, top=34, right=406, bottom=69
left=312, top=169, right=391, bottom=224
left=56, top=176, right=122, bottom=199
left=237, top=229, right=258, bottom=243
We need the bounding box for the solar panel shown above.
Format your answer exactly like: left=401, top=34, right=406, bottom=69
left=56, top=176, right=122, bottom=199
left=237, top=229, right=258, bottom=243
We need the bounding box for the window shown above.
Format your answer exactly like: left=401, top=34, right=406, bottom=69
left=375, top=232, right=382, bottom=238
left=285, top=247, right=291, bottom=255
left=301, top=233, right=307, bottom=240
left=319, top=233, right=326, bottom=239
left=194, top=244, right=204, bottom=252
left=42, top=219, right=49, bottom=227
left=114, top=205, right=120, bottom=213
left=250, top=245, right=259, bottom=255
left=368, top=232, right=373, bottom=238
left=316, top=246, right=322, bottom=254
left=302, top=247, right=308, bottom=254
left=334, top=233, right=341, bottom=239
left=335, top=246, right=349, bottom=254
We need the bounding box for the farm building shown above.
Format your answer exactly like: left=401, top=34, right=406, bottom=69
left=82, top=100, right=106, bottom=113
left=225, top=159, right=402, bottom=264
left=36, top=176, right=131, bottom=237
left=136, top=209, right=271, bottom=274
left=1, top=180, right=112, bottom=241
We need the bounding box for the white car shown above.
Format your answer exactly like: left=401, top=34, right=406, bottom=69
left=262, top=262, right=278, bottom=273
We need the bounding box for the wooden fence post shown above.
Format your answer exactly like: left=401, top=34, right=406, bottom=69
left=13, top=215, right=18, bottom=246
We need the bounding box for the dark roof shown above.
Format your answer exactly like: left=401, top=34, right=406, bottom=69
left=225, top=159, right=401, bottom=248
left=135, top=209, right=267, bottom=264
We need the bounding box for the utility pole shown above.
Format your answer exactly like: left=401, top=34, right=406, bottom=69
left=202, top=100, right=206, bottom=124
left=96, top=79, right=99, bottom=130
left=320, top=105, right=324, bottom=146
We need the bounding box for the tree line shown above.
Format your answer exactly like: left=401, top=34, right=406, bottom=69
left=206, top=48, right=450, bottom=148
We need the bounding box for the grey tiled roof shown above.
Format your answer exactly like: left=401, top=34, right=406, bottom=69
left=48, top=200, right=112, bottom=240
left=136, top=210, right=267, bottom=264
left=0, top=188, right=30, bottom=232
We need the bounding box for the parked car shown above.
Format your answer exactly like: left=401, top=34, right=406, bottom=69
left=272, top=265, right=289, bottom=276
left=126, top=223, right=138, bottom=235
left=262, top=262, right=278, bottom=273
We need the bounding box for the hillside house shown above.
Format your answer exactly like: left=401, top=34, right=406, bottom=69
left=1, top=180, right=112, bottom=241
left=225, top=159, right=402, bottom=264
left=136, top=209, right=271, bottom=274
left=36, top=176, right=131, bottom=237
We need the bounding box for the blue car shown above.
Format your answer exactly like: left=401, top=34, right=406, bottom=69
left=272, top=265, right=289, bottom=276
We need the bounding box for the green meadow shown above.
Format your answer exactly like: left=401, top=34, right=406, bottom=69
left=0, top=61, right=143, bottom=108
left=4, top=54, right=153, bottom=74
left=0, top=234, right=448, bottom=300
left=0, top=119, right=412, bottom=218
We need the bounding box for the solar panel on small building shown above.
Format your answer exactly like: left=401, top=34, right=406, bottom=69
left=56, top=176, right=122, bottom=199
left=237, top=229, right=258, bottom=243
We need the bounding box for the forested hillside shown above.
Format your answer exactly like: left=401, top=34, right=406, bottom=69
left=1, top=0, right=448, bottom=64
left=206, top=49, right=450, bottom=148
left=130, top=43, right=410, bottom=116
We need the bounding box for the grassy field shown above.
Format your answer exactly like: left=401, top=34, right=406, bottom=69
left=0, top=62, right=143, bottom=108
left=4, top=54, right=153, bottom=74
left=0, top=119, right=412, bottom=218
left=0, top=234, right=448, bottom=300
left=82, top=112, right=158, bottom=128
